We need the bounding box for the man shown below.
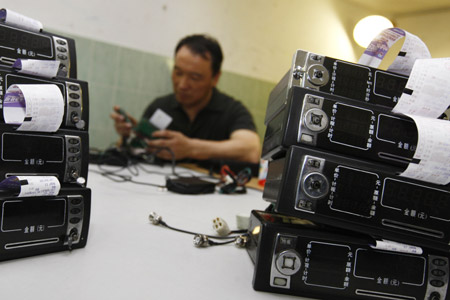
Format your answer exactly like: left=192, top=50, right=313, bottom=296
left=111, top=34, right=261, bottom=164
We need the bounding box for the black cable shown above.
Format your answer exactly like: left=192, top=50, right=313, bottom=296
left=158, top=219, right=240, bottom=240
left=135, top=163, right=175, bottom=177
left=208, top=239, right=236, bottom=246
left=149, top=147, right=178, bottom=176
left=89, top=145, right=178, bottom=188
left=97, top=161, right=138, bottom=176
left=149, top=212, right=249, bottom=247
left=90, top=168, right=165, bottom=188
left=230, top=229, right=248, bottom=234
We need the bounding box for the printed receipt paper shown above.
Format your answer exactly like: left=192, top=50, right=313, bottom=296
left=360, top=28, right=450, bottom=185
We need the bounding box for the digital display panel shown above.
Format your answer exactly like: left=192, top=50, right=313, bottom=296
left=331, top=166, right=378, bottom=217
left=329, top=103, right=372, bottom=149
left=381, top=178, right=450, bottom=221
left=2, top=198, right=66, bottom=231
left=355, top=249, right=425, bottom=285
left=377, top=115, right=418, bottom=144
left=374, top=71, right=407, bottom=99
left=332, top=61, right=369, bottom=101
left=2, top=133, right=64, bottom=162
left=0, top=24, right=52, bottom=57
left=305, top=242, right=349, bottom=288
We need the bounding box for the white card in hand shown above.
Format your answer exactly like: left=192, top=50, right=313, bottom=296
left=149, top=108, right=172, bottom=130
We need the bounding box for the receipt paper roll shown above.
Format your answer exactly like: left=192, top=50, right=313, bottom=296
left=3, top=84, right=64, bottom=132
left=0, top=8, right=43, bottom=32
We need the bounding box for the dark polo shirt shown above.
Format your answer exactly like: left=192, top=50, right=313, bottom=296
left=142, top=88, right=257, bottom=140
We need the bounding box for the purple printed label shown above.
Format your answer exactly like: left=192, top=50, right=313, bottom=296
left=3, top=91, right=25, bottom=108
left=12, top=59, right=23, bottom=70
left=363, top=28, right=405, bottom=59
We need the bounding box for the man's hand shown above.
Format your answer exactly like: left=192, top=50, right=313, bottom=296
left=146, top=129, right=261, bottom=163
left=110, top=105, right=137, bottom=137
left=147, top=130, right=193, bottom=160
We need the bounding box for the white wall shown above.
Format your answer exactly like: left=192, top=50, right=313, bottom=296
left=396, top=9, right=450, bottom=59
left=1, top=0, right=357, bottom=83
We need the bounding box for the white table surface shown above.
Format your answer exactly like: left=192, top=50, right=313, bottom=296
left=0, top=163, right=311, bottom=300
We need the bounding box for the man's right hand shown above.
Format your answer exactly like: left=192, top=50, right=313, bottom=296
left=110, top=105, right=137, bottom=137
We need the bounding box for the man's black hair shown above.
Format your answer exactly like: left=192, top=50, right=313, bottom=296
left=175, top=34, right=223, bottom=76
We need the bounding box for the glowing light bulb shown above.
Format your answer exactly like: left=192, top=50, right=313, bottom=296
left=353, top=15, right=394, bottom=48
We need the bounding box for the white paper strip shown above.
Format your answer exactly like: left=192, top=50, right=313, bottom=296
left=400, top=115, right=450, bottom=185
left=393, top=58, right=450, bottom=118
left=358, top=28, right=431, bottom=76
left=370, top=239, right=423, bottom=255
left=3, top=84, right=64, bottom=132
left=13, top=59, right=60, bottom=79
left=17, top=176, right=60, bottom=197
left=0, top=8, right=43, bottom=32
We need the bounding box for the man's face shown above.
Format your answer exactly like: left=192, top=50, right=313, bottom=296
left=171, top=45, right=220, bottom=109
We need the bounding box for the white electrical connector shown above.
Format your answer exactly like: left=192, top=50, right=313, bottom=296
left=223, top=175, right=234, bottom=185
left=212, top=217, right=230, bottom=236
left=236, top=213, right=250, bottom=230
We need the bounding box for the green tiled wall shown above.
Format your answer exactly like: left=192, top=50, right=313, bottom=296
left=72, top=34, right=276, bottom=150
